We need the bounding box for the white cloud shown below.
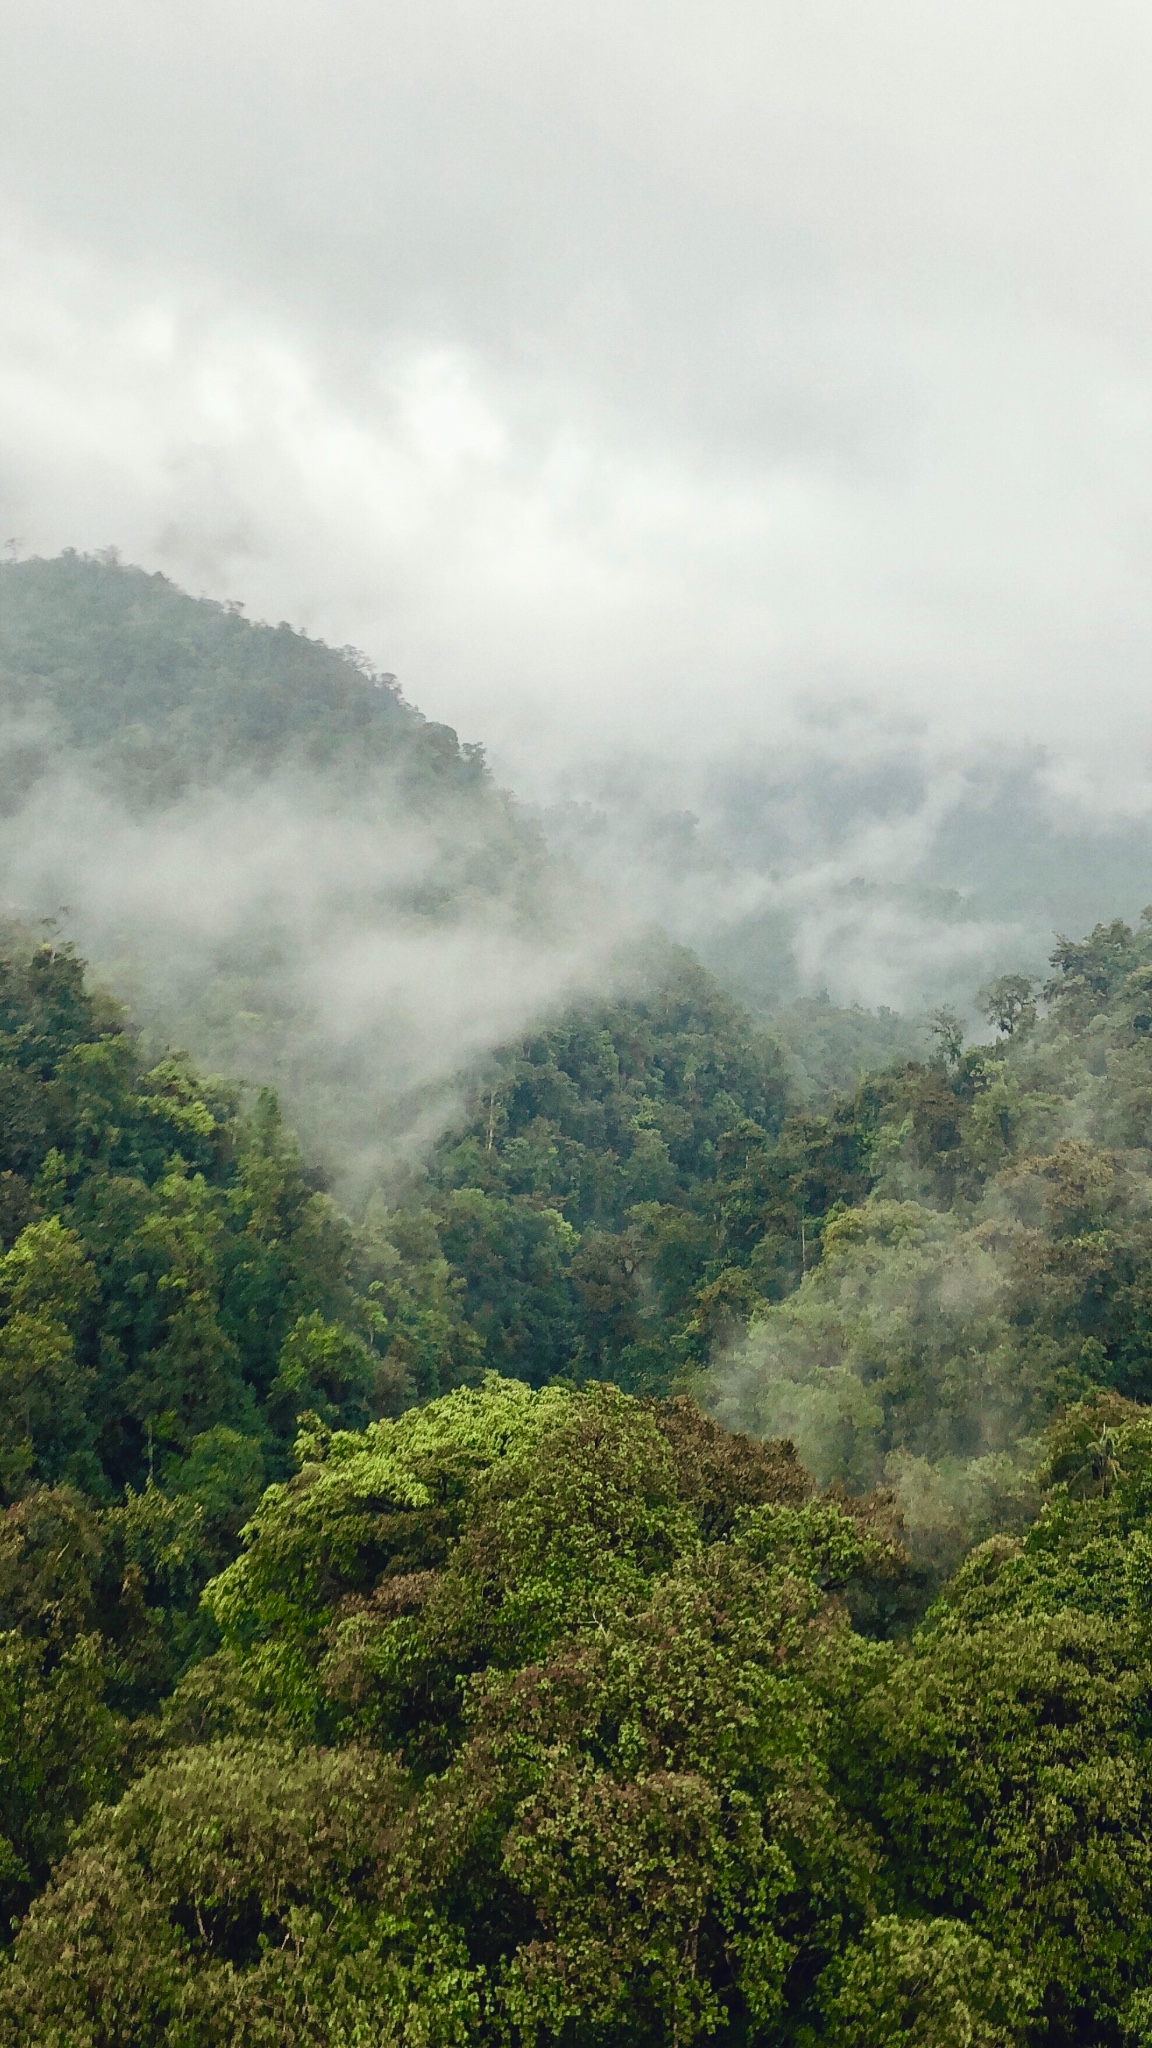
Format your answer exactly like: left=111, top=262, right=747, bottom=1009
left=2, top=2, right=1152, bottom=956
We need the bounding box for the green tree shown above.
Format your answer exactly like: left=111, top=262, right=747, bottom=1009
left=0, top=1219, right=97, bottom=1496
left=978, top=973, right=1039, bottom=1038
left=816, top=1916, right=1037, bottom=2047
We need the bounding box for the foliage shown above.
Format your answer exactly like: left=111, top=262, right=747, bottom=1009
left=0, top=1376, right=900, bottom=2045
left=0, top=936, right=385, bottom=1501
left=705, top=909, right=1152, bottom=1573
left=815, top=1915, right=1038, bottom=2047
left=365, top=953, right=881, bottom=1403
left=16, top=1378, right=1152, bottom=2043
left=0, top=550, right=551, bottom=1185
left=5, top=713, right=1152, bottom=2042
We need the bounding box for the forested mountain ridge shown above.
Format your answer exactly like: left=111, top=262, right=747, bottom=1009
left=0, top=927, right=803, bottom=1450
left=0, top=549, right=489, bottom=806
left=0, top=552, right=926, bottom=1187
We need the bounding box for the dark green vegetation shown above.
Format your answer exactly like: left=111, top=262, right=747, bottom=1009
left=377, top=952, right=799, bottom=1398
left=3, top=927, right=1152, bottom=2039
left=397, top=908, right=1152, bottom=1500
left=11, top=556, right=1152, bottom=2039
left=0, top=935, right=397, bottom=1502
left=7, top=1366, right=1152, bottom=2045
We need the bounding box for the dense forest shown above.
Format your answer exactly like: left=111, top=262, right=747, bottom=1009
left=1, top=920, right=1152, bottom=2040
left=7, top=556, right=1152, bottom=2041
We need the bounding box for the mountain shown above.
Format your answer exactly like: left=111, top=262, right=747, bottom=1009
left=0, top=547, right=477, bottom=802
left=0, top=551, right=573, bottom=1189
left=0, top=552, right=931, bottom=1197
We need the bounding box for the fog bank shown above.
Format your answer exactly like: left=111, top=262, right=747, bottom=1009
left=3, top=4, right=1152, bottom=809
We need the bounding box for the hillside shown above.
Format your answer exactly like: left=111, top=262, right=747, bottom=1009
left=0, top=549, right=477, bottom=804
left=0, top=553, right=568, bottom=1186
left=3, top=910, right=1152, bottom=2037
left=0, top=553, right=927, bottom=1196
left=704, top=917, right=1152, bottom=1570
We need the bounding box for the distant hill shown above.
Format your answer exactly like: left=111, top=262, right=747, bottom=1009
left=0, top=549, right=474, bottom=805
left=0, top=553, right=567, bottom=1188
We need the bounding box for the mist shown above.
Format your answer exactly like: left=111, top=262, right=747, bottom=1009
left=538, top=728, right=1152, bottom=1016
left=3, top=2, right=1152, bottom=829
left=8, top=552, right=1152, bottom=1192
left=0, top=732, right=640, bottom=1195
left=8, top=15, right=1152, bottom=2007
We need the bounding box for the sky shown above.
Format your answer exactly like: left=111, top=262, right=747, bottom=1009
left=2, top=2, right=1152, bottom=808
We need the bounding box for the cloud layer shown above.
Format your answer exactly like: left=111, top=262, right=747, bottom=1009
left=3, top=3, right=1152, bottom=809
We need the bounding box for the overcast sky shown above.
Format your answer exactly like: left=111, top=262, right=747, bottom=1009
left=2, top=2, right=1152, bottom=803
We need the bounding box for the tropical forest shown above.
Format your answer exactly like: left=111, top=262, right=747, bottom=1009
left=3, top=554, right=1152, bottom=2048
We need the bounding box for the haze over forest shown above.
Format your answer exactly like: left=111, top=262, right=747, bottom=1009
left=7, top=8, right=1152, bottom=2046
left=7, top=8, right=1152, bottom=1025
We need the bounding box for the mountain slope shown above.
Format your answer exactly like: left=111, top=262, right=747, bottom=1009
left=0, top=549, right=467, bottom=801
left=0, top=553, right=576, bottom=1185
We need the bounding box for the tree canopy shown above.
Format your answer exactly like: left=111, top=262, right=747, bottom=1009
left=3, top=744, right=1152, bottom=2035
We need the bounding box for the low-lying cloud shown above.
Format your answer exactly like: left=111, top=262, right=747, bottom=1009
left=3, top=4, right=1152, bottom=812
left=540, top=727, right=1152, bottom=1014
left=0, top=745, right=631, bottom=1192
